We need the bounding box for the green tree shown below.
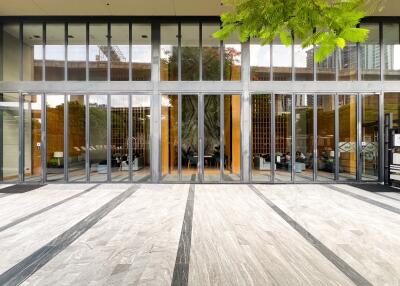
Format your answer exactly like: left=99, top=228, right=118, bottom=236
left=214, top=0, right=384, bottom=62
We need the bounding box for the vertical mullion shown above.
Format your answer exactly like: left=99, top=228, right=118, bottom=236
left=43, top=23, right=46, bottom=81
left=128, top=94, right=133, bottom=182
left=380, top=22, right=384, bottom=82
left=220, top=94, right=224, bottom=182
left=291, top=35, right=295, bottom=81
left=357, top=93, right=362, bottom=181
left=334, top=93, right=339, bottom=181
left=270, top=44, right=273, bottom=81
left=65, top=23, right=68, bottom=81
left=199, top=94, right=204, bottom=182
left=291, top=93, right=296, bottom=183
left=107, top=23, right=111, bottom=82
left=379, top=91, right=384, bottom=182
left=85, top=94, right=90, bottom=182
left=107, top=94, right=111, bottom=182
left=178, top=23, right=181, bottom=81
left=199, top=23, right=203, bottom=81
left=86, top=23, right=89, bottom=81
left=313, top=94, right=318, bottom=181
left=19, top=92, right=24, bottom=183
left=19, top=23, right=23, bottom=81
left=335, top=48, right=339, bottom=81
left=357, top=24, right=361, bottom=81
left=271, top=93, right=275, bottom=182
left=129, top=23, right=132, bottom=81
left=220, top=26, right=223, bottom=81
left=178, top=93, right=182, bottom=181
left=64, top=93, right=68, bottom=182
left=41, top=93, right=47, bottom=183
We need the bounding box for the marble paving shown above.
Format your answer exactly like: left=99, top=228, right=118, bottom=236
left=0, top=183, right=399, bottom=286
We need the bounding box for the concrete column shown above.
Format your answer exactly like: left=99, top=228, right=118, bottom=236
left=241, top=41, right=250, bottom=182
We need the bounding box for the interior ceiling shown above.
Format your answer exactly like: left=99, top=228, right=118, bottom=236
left=0, top=0, right=398, bottom=16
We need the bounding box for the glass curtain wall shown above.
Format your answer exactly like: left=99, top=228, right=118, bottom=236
left=181, top=24, right=199, bottom=81
left=68, top=94, right=86, bottom=182
left=0, top=93, right=20, bottom=182
left=338, top=94, right=357, bottom=180
left=89, top=94, right=108, bottom=182
left=294, top=39, right=313, bottom=81
left=89, top=24, right=108, bottom=81
left=132, top=24, right=151, bottom=81
left=160, top=24, right=178, bottom=81
left=223, top=94, right=241, bottom=181
left=338, top=44, right=358, bottom=80
left=23, top=23, right=43, bottom=81
left=45, top=24, right=65, bottom=81
left=110, top=24, right=129, bottom=81
left=2, top=24, right=20, bottom=81
left=202, top=24, right=221, bottom=81
left=251, top=94, right=272, bottom=182
left=295, top=94, right=313, bottom=181
left=111, top=95, right=129, bottom=181
left=273, top=39, right=292, bottom=81
left=317, top=49, right=336, bottom=80
left=360, top=23, right=380, bottom=80
left=275, top=94, right=292, bottom=181
left=316, top=94, right=335, bottom=181
left=161, top=94, right=178, bottom=181
left=385, top=93, right=400, bottom=128
left=383, top=24, right=400, bottom=80
left=223, top=33, right=241, bottom=81
left=24, top=93, right=42, bottom=182
left=46, top=94, right=65, bottom=182
left=250, top=40, right=270, bottom=81
left=67, top=24, right=86, bottom=81
left=361, top=94, right=379, bottom=181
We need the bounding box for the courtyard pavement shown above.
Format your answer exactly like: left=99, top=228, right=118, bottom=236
left=0, top=183, right=399, bottom=286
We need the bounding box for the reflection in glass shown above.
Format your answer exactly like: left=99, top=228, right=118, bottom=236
left=132, top=24, right=151, bottom=81
left=338, top=45, right=357, bottom=80
left=89, top=24, right=108, bottom=81
left=295, top=94, right=313, bottom=181
left=360, top=23, right=380, bottom=81
left=361, top=94, right=379, bottom=181
left=273, top=39, right=292, bottom=81
left=181, top=95, right=198, bottom=181
left=160, top=24, right=178, bottom=81
left=68, top=94, right=86, bottom=182
left=224, top=94, right=241, bottom=181
left=250, top=40, right=270, bottom=80
left=294, top=40, right=313, bottom=81
left=224, top=33, right=241, bottom=81
left=275, top=94, right=292, bottom=181
left=45, top=24, right=65, bottom=81
left=338, top=94, right=357, bottom=180
left=2, top=24, right=20, bottom=80
left=0, top=93, right=20, bottom=182
left=317, top=94, right=335, bottom=181
left=89, top=94, right=108, bottom=182
left=111, top=95, right=129, bottom=181
left=181, top=24, right=199, bottom=81
left=23, top=23, right=43, bottom=81
left=317, top=49, right=335, bottom=80
left=68, top=24, right=86, bottom=81
left=46, top=94, right=64, bottom=182
left=161, top=95, right=178, bottom=181
left=132, top=95, right=151, bottom=182
left=383, top=24, right=400, bottom=80
left=203, top=95, right=220, bottom=182
left=24, top=94, right=42, bottom=182
left=251, top=94, right=271, bottom=182
left=384, top=93, right=400, bottom=128
left=110, top=24, right=129, bottom=81
left=202, top=24, right=221, bottom=81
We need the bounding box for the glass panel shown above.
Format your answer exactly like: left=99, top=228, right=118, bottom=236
left=0, top=93, right=19, bottom=182
left=224, top=94, right=241, bottom=181
left=338, top=44, right=357, bottom=80
left=110, top=24, right=129, bottom=81
left=202, top=24, right=221, bottom=81
left=68, top=94, right=86, bottom=182
left=273, top=39, right=292, bottom=81
left=89, top=94, right=108, bottom=182
left=111, top=95, right=129, bottom=181
left=251, top=94, right=272, bottom=182
left=2, top=24, right=20, bottom=80
left=295, top=94, right=313, bottom=181
left=317, top=94, right=335, bottom=181
left=383, top=24, right=400, bottom=80
left=250, top=40, right=270, bottom=80
left=23, top=23, right=43, bottom=81
left=275, top=94, right=292, bottom=181
left=161, top=94, right=178, bottom=181
left=224, top=33, right=241, bottom=81
left=203, top=94, right=220, bottom=182
left=46, top=94, right=64, bottom=182
left=67, top=24, right=86, bottom=81
left=181, top=24, right=199, bottom=81
left=132, top=24, right=151, bottom=81
left=338, top=94, right=357, bottom=180
left=24, top=94, right=42, bottom=182
left=181, top=94, right=198, bottom=182
left=361, top=94, right=379, bottom=181
left=132, top=95, right=151, bottom=182
left=384, top=93, right=400, bottom=128
left=160, top=24, right=178, bottom=81
left=89, top=24, right=108, bottom=81
left=317, top=50, right=335, bottom=80
left=45, top=24, right=65, bottom=81
left=360, top=23, right=380, bottom=81
left=294, top=39, right=313, bottom=81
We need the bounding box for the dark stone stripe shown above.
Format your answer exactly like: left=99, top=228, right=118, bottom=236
left=171, top=183, right=195, bottom=286
left=0, top=184, right=99, bottom=233
left=0, top=184, right=45, bottom=194
left=249, top=184, right=373, bottom=286
left=0, top=193, right=10, bottom=198
left=0, top=185, right=139, bottom=286
left=346, top=184, right=400, bottom=202
left=325, top=184, right=400, bottom=215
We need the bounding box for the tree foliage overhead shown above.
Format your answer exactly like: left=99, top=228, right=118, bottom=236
left=214, top=0, right=384, bottom=62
